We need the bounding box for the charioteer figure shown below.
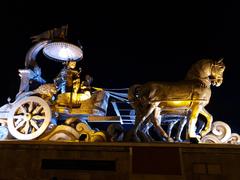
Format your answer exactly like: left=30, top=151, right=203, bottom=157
left=54, top=60, right=81, bottom=94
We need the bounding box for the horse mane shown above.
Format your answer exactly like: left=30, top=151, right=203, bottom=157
left=185, top=59, right=213, bottom=81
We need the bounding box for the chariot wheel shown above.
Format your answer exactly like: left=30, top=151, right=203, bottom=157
left=7, top=96, right=51, bottom=140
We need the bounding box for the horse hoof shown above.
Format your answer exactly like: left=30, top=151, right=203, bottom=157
left=133, top=136, right=141, bottom=142
left=190, top=137, right=200, bottom=144
left=175, top=139, right=183, bottom=143
left=162, top=137, right=174, bottom=142
left=123, top=129, right=141, bottom=142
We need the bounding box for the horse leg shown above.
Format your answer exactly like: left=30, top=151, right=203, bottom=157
left=176, top=116, right=187, bottom=142
left=132, top=103, right=158, bottom=141
left=128, top=110, right=143, bottom=142
left=196, top=120, right=205, bottom=135
left=142, top=116, right=154, bottom=140
left=145, top=121, right=154, bottom=141
left=188, top=103, right=201, bottom=140
left=151, top=107, right=173, bottom=142
left=139, top=118, right=154, bottom=142
left=199, top=107, right=213, bottom=137
left=167, top=119, right=178, bottom=139
left=133, top=111, right=142, bottom=134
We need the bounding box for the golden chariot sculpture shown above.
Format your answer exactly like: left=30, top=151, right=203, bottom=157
left=0, top=25, right=239, bottom=144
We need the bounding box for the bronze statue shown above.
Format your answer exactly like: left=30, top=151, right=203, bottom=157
left=128, top=58, right=225, bottom=142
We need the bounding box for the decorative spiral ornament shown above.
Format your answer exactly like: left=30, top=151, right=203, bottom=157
left=227, top=133, right=240, bottom=144
left=38, top=125, right=79, bottom=141
left=211, top=121, right=231, bottom=143
left=200, top=134, right=222, bottom=143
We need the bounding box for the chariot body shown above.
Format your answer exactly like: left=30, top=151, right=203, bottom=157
left=0, top=26, right=189, bottom=142
left=0, top=26, right=133, bottom=141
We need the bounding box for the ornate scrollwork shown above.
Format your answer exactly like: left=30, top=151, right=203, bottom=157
left=76, top=122, right=106, bottom=142
left=227, top=133, right=240, bottom=144
left=200, top=121, right=240, bottom=144
left=200, top=134, right=222, bottom=143
left=211, top=121, right=232, bottom=143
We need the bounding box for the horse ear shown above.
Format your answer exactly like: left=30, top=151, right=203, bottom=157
left=218, top=58, right=224, bottom=63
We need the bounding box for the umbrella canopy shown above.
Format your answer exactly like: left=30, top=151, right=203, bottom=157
left=43, top=42, right=83, bottom=62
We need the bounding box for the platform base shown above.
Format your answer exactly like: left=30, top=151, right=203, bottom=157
left=0, top=141, right=240, bottom=179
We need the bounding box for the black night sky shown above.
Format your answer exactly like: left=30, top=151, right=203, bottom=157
left=1, top=1, right=240, bottom=133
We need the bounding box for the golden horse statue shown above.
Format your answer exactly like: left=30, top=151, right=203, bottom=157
left=128, top=58, right=225, bottom=142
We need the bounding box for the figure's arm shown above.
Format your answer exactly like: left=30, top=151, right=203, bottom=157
left=54, top=68, right=67, bottom=92
left=72, top=68, right=81, bottom=93
left=76, top=67, right=82, bottom=78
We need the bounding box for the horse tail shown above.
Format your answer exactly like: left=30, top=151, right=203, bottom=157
left=128, top=84, right=142, bottom=109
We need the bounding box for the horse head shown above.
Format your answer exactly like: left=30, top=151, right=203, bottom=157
left=185, top=58, right=225, bottom=88
left=210, top=58, right=225, bottom=87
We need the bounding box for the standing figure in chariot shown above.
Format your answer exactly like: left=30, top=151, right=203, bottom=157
left=54, top=60, right=81, bottom=94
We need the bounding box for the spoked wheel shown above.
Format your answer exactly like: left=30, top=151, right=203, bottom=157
left=7, top=96, right=51, bottom=140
